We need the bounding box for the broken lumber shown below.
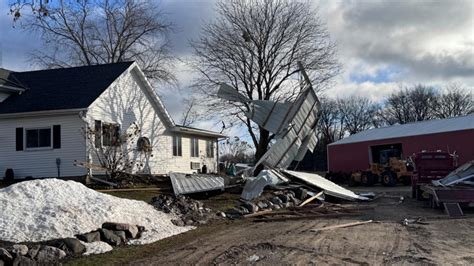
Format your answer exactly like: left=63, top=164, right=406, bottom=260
left=89, top=176, right=118, bottom=187
left=243, top=210, right=275, bottom=218
left=310, top=220, right=373, bottom=232
left=298, top=191, right=324, bottom=207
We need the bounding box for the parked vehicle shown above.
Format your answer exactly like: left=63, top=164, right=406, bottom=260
left=411, top=150, right=456, bottom=200
left=350, top=157, right=414, bottom=187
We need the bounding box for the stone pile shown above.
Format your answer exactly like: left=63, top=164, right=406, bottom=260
left=151, top=194, right=215, bottom=226
left=0, top=222, right=144, bottom=265
left=77, top=222, right=145, bottom=247
left=226, top=188, right=315, bottom=218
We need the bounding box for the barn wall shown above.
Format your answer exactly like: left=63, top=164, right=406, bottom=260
left=0, top=114, right=87, bottom=178
left=327, top=129, right=474, bottom=173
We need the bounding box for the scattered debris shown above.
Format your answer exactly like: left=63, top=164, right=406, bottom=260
left=151, top=194, right=220, bottom=226
left=241, top=169, right=289, bottom=200
left=284, top=170, right=369, bottom=201
left=299, top=191, right=324, bottom=207
left=401, top=218, right=429, bottom=226
left=310, top=220, right=373, bottom=232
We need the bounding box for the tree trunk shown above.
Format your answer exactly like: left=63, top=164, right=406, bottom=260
left=253, top=127, right=271, bottom=175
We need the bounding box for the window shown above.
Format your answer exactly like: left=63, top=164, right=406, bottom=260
left=137, top=137, right=152, bottom=152
left=102, top=123, right=120, bottom=146
left=206, top=140, right=214, bottom=158
left=190, top=137, right=199, bottom=157
left=26, top=128, right=51, bottom=149
left=172, top=136, right=182, bottom=156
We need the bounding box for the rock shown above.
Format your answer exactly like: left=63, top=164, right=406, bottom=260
left=270, top=196, right=283, bottom=205
left=217, top=212, right=226, bottom=218
left=264, top=200, right=274, bottom=208
left=238, top=206, right=250, bottom=215
left=295, top=188, right=308, bottom=200
left=241, top=201, right=259, bottom=213
left=35, top=246, right=66, bottom=263
left=272, top=204, right=281, bottom=210
left=0, top=248, right=12, bottom=263
left=225, top=208, right=244, bottom=219
left=64, top=238, right=86, bottom=254
left=171, top=219, right=185, bottom=226
left=276, top=194, right=289, bottom=203
left=99, top=229, right=122, bottom=246
left=114, top=231, right=127, bottom=242
left=77, top=231, right=101, bottom=243
left=184, top=219, right=194, bottom=226
left=102, top=222, right=139, bottom=239
left=137, top=225, right=146, bottom=232
left=256, top=201, right=268, bottom=209
left=286, top=190, right=296, bottom=197
left=12, top=255, right=36, bottom=266
left=12, top=245, right=28, bottom=256
left=27, top=245, right=40, bottom=259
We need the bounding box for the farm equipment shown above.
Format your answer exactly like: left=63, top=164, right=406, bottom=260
left=411, top=151, right=456, bottom=200
left=350, top=157, right=414, bottom=187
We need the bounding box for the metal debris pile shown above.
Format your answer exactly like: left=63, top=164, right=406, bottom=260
left=151, top=194, right=217, bottom=226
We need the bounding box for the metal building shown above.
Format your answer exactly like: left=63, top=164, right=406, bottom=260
left=327, top=115, right=474, bottom=173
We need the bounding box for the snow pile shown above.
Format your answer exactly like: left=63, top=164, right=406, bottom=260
left=0, top=179, right=192, bottom=244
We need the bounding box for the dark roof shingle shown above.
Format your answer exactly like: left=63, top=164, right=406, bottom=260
left=0, top=62, right=133, bottom=114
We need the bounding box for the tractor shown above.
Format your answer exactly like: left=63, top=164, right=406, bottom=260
left=349, top=149, right=413, bottom=187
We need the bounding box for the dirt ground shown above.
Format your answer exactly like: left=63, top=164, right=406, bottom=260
left=126, top=185, right=474, bottom=265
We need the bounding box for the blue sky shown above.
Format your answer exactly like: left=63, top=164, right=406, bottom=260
left=1, top=0, right=473, bottom=135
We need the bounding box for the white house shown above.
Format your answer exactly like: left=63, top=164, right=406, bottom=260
left=0, top=62, right=224, bottom=179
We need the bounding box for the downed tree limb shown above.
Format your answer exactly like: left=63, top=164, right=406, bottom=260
left=310, top=220, right=373, bottom=232
left=299, top=191, right=324, bottom=207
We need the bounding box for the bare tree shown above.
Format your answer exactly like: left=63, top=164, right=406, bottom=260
left=433, top=84, right=473, bottom=118
left=338, top=97, right=380, bottom=135
left=83, top=122, right=151, bottom=181
left=16, top=0, right=174, bottom=83
left=381, top=85, right=438, bottom=125
left=318, top=98, right=345, bottom=143
left=219, top=137, right=254, bottom=164
left=191, top=0, right=339, bottom=162
left=180, top=97, right=200, bottom=127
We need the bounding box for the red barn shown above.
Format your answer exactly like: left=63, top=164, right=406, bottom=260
left=327, top=115, right=474, bottom=173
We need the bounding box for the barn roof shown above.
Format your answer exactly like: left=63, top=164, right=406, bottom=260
left=0, top=62, right=133, bottom=114
left=329, top=114, right=474, bottom=146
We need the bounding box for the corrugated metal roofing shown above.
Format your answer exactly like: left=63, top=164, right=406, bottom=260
left=284, top=170, right=369, bottom=201
left=169, top=172, right=225, bottom=195
left=330, top=115, right=474, bottom=146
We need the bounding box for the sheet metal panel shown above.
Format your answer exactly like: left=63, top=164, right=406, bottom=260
left=284, top=170, right=369, bottom=201
left=170, top=172, right=225, bottom=195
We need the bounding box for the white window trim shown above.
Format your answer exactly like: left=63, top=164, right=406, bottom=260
left=24, top=126, right=53, bottom=151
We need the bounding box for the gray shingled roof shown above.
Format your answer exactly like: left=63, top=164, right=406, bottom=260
left=329, top=114, right=474, bottom=146
left=0, top=62, right=133, bottom=114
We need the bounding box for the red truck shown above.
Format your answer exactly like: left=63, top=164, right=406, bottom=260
left=411, top=151, right=457, bottom=200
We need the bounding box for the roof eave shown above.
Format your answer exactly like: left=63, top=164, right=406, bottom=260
left=171, top=126, right=227, bottom=138
left=0, top=108, right=87, bottom=119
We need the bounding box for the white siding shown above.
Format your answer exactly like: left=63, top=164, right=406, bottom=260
left=87, top=68, right=218, bottom=175
left=0, top=114, right=86, bottom=178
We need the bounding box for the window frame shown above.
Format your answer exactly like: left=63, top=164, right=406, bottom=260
left=172, top=135, right=182, bottom=156
left=190, top=137, right=199, bottom=157
left=24, top=126, right=53, bottom=150
left=101, top=122, right=120, bottom=147
left=206, top=140, right=214, bottom=158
